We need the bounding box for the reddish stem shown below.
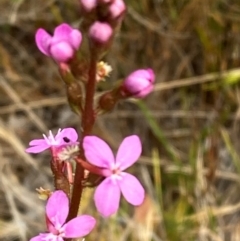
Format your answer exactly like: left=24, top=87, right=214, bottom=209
left=75, top=157, right=107, bottom=176
left=67, top=50, right=97, bottom=221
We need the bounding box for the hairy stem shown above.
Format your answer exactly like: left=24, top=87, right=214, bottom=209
left=67, top=50, right=97, bottom=221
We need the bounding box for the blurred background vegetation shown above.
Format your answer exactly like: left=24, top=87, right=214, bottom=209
left=1, top=0, right=240, bottom=240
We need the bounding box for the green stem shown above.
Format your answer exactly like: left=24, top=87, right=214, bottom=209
left=67, top=50, right=97, bottom=221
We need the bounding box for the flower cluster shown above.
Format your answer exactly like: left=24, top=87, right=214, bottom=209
left=27, top=1, right=156, bottom=240
left=26, top=129, right=144, bottom=217
left=36, top=22, right=155, bottom=98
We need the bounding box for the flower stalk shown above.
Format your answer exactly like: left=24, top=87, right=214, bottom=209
left=67, top=49, right=98, bottom=221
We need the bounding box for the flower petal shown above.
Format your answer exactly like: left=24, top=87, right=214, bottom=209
left=116, top=135, right=142, bottom=170
left=29, top=138, right=46, bottom=146
left=56, top=128, right=78, bottom=145
left=50, top=42, right=74, bottom=63
left=46, top=190, right=69, bottom=227
left=69, top=30, right=82, bottom=50
left=31, top=233, right=63, bottom=241
left=119, top=173, right=145, bottom=206
left=29, top=235, right=43, bottom=241
left=35, top=28, right=51, bottom=56
left=83, top=136, right=115, bottom=168
left=63, top=215, right=96, bottom=238
left=94, top=177, right=121, bottom=217
left=135, top=84, right=154, bottom=98
left=53, top=23, right=72, bottom=40
left=25, top=143, right=49, bottom=153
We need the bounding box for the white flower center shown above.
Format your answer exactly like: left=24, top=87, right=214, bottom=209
left=110, top=162, right=124, bottom=182
left=57, top=144, right=79, bottom=161
left=43, top=129, right=62, bottom=146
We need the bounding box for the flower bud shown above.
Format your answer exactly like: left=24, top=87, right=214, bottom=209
left=109, top=0, right=126, bottom=19
left=98, top=90, right=117, bottom=112
left=97, top=0, right=126, bottom=27
left=122, top=69, right=155, bottom=98
left=89, top=21, right=113, bottom=45
left=35, top=23, right=82, bottom=63
left=80, top=0, right=97, bottom=12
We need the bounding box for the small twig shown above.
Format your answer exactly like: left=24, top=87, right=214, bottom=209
left=127, top=7, right=189, bottom=39
left=0, top=120, right=37, bottom=168
left=0, top=76, right=48, bottom=133
left=154, top=68, right=240, bottom=92
left=0, top=97, right=66, bottom=115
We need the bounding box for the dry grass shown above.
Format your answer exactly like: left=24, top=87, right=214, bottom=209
left=1, top=0, right=240, bottom=240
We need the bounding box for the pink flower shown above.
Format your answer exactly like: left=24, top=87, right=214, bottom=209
left=35, top=23, right=82, bottom=63
left=30, top=190, right=96, bottom=241
left=83, top=135, right=145, bottom=217
left=89, top=21, right=113, bottom=45
left=26, top=128, right=78, bottom=153
left=122, top=68, right=155, bottom=98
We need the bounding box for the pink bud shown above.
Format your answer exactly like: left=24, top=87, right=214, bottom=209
left=80, top=0, right=97, bottom=12
left=123, top=69, right=155, bottom=98
left=89, top=21, right=113, bottom=44
left=109, top=0, right=126, bottom=19
left=35, top=23, right=82, bottom=63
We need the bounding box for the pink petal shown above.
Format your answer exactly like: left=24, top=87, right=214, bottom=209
left=83, top=136, right=115, bottom=168
left=29, top=138, right=46, bottom=146
left=53, top=23, right=72, bottom=40
left=63, top=215, right=96, bottom=238
left=29, top=236, right=43, bottom=241
left=94, top=177, right=121, bottom=217
left=31, top=233, right=62, bottom=241
left=25, top=143, right=49, bottom=153
left=50, top=42, right=74, bottom=63
left=56, top=128, right=78, bottom=144
left=135, top=84, right=154, bottom=98
left=119, top=173, right=145, bottom=206
left=116, top=135, right=142, bottom=170
left=69, top=30, right=82, bottom=50
left=46, top=190, right=69, bottom=227
left=147, top=68, right=155, bottom=84
left=35, top=28, right=51, bottom=56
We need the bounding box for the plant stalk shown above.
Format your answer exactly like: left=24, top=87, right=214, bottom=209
left=67, top=50, right=97, bottom=221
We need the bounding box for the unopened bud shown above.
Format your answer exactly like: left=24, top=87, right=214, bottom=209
left=89, top=21, right=113, bottom=46
left=80, top=0, right=97, bottom=12
left=98, top=88, right=122, bottom=112
left=109, top=0, right=126, bottom=19
left=122, top=69, right=155, bottom=98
